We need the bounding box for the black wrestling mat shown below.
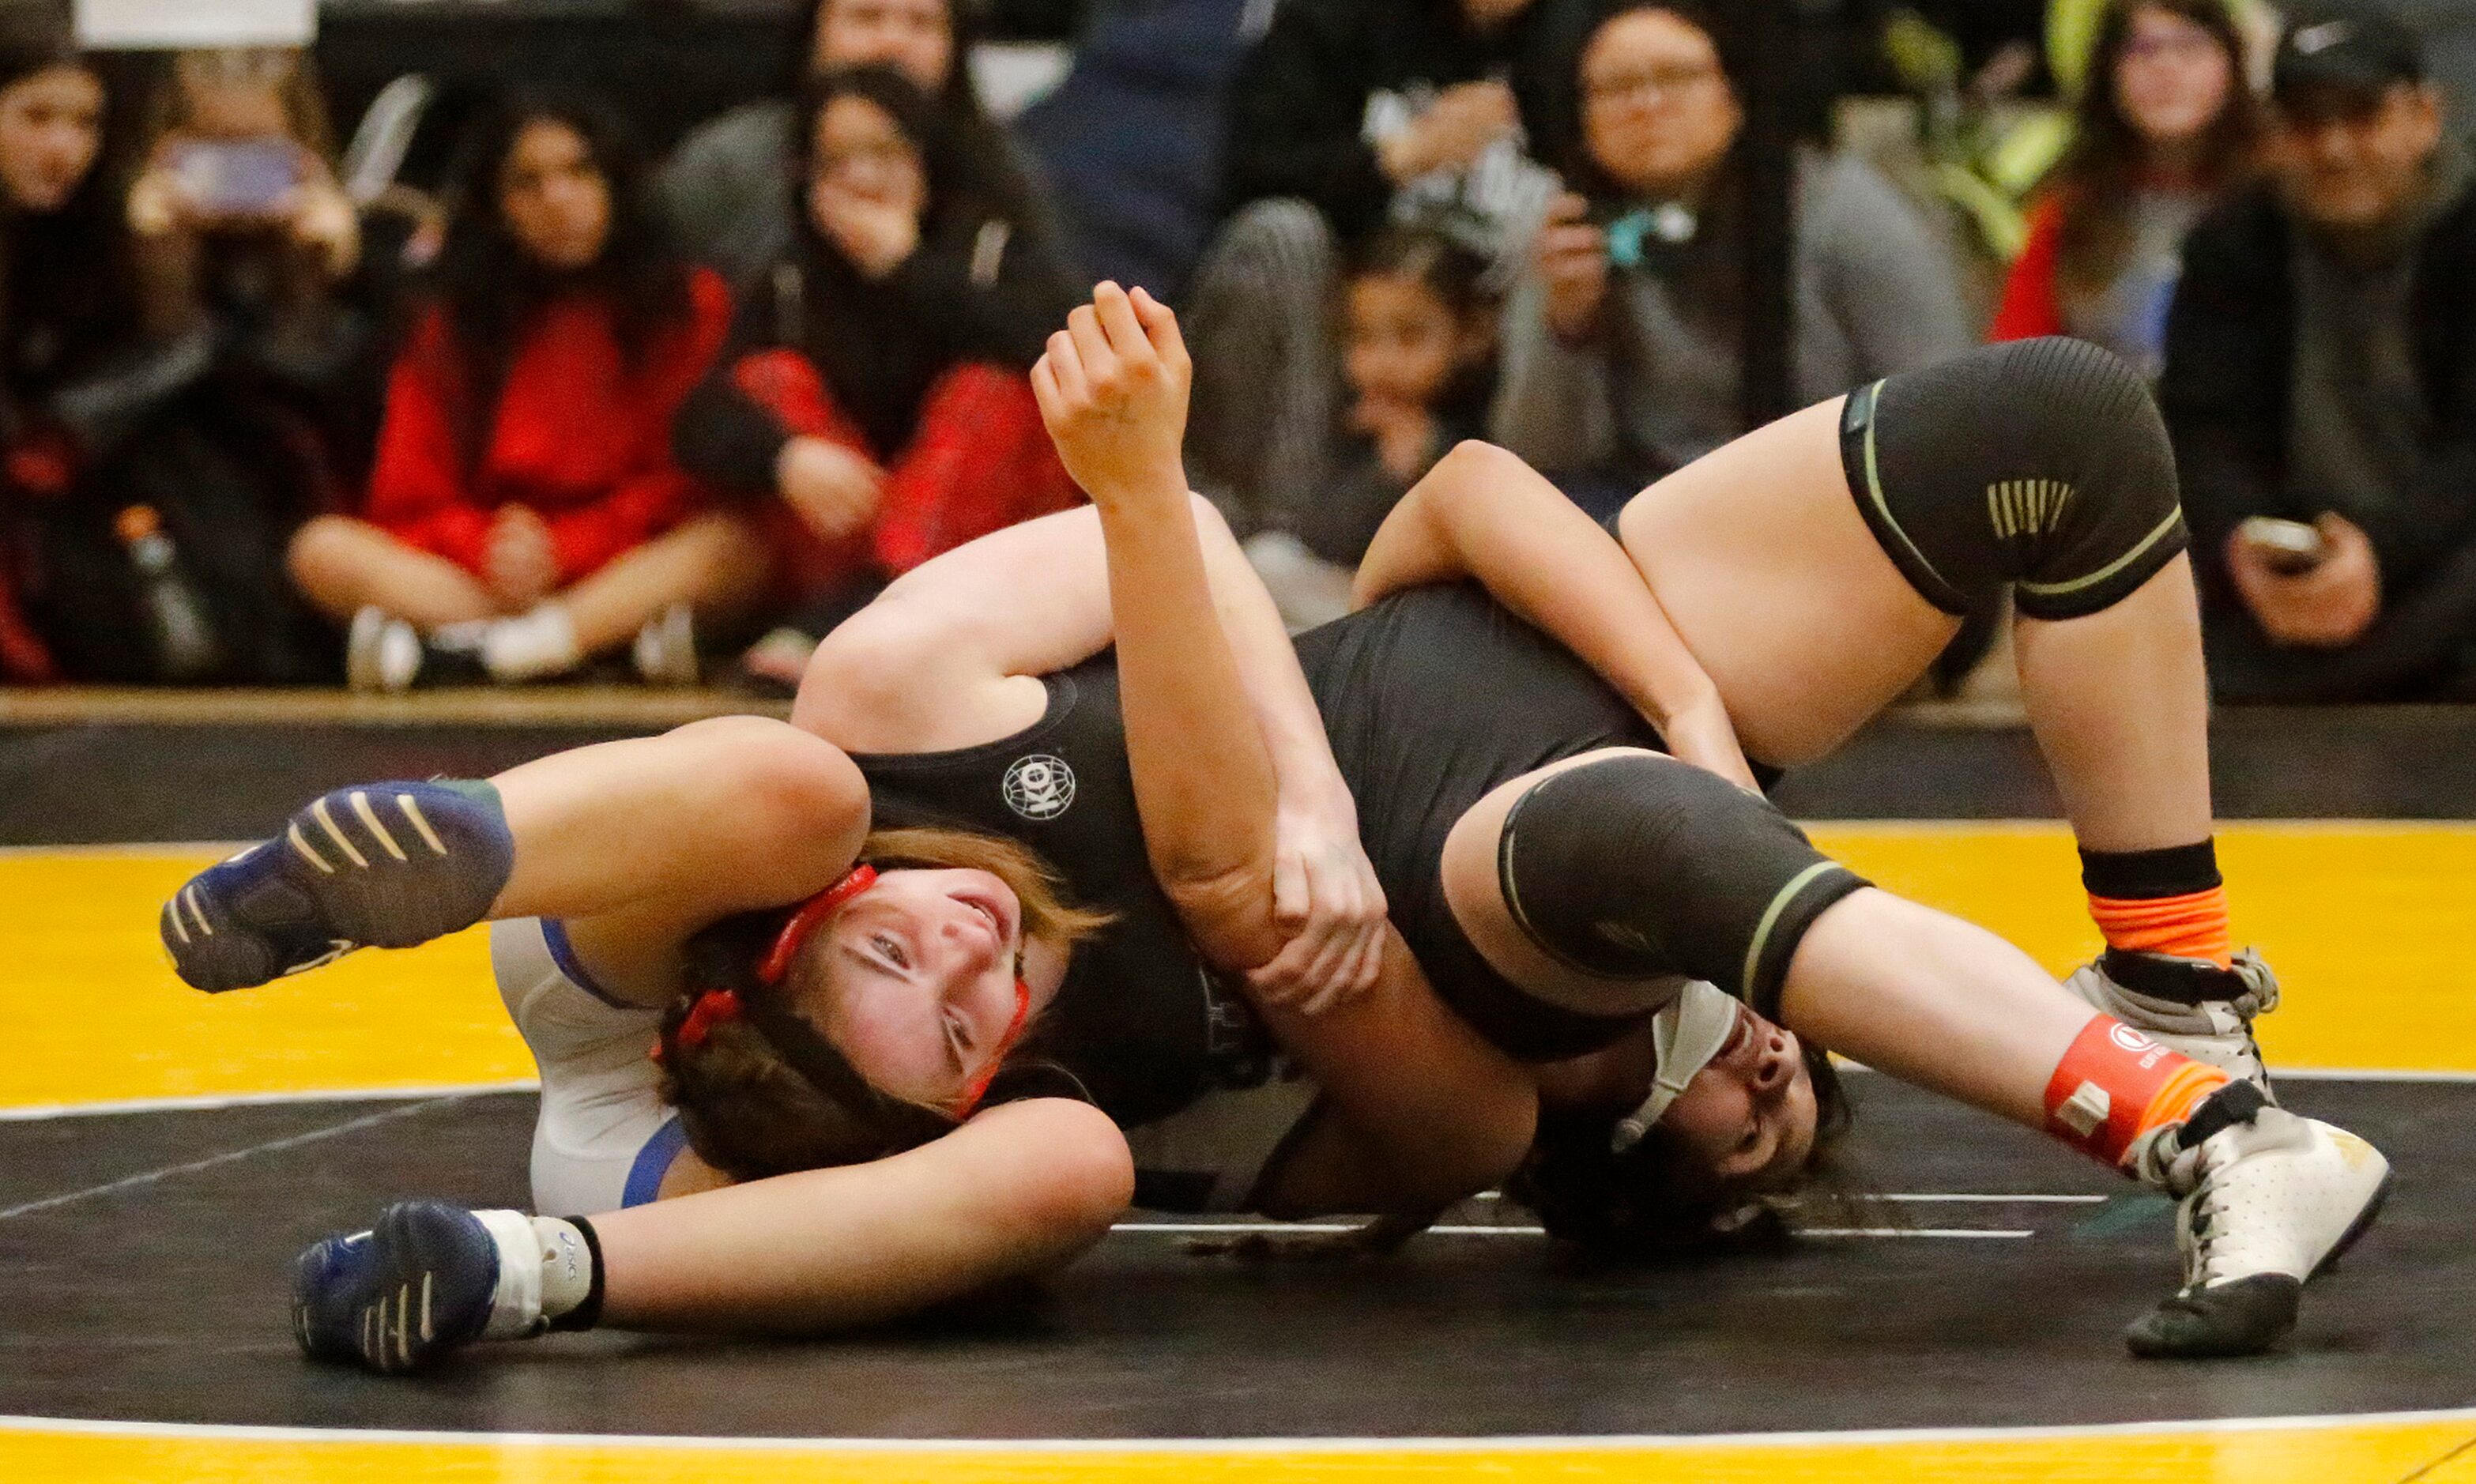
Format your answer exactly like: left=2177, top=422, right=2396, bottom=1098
left=9, top=703, right=2476, bottom=847
left=2, top=1075, right=2462, bottom=1440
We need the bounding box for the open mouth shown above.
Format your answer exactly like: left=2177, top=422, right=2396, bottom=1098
left=953, top=887, right=1014, bottom=951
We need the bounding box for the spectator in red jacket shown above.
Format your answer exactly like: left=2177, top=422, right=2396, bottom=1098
left=1991, top=0, right=2262, bottom=377
left=673, top=66, right=1083, bottom=688
left=289, top=92, right=767, bottom=689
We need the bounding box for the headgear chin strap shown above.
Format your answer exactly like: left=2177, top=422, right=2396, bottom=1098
left=752, top=862, right=1035, bottom=1120
left=1611, top=981, right=1742, bottom=1154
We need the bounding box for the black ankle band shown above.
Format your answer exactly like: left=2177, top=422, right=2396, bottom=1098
left=2081, top=841, right=2222, bottom=900
left=2177, top=1079, right=2268, bottom=1151
left=548, top=1215, right=605, bottom=1333
left=2101, top=947, right=2240, bottom=1005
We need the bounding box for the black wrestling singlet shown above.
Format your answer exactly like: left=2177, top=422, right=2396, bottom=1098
left=850, top=658, right=1284, bottom=1128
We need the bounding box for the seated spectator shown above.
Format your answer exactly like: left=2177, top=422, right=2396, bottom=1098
left=673, top=66, right=1082, bottom=689
left=289, top=93, right=763, bottom=691
left=125, top=47, right=368, bottom=444
left=1185, top=0, right=1558, bottom=537
left=1492, top=1, right=1974, bottom=494
left=0, top=24, right=327, bottom=684
left=2163, top=1, right=2476, bottom=702
left=0, top=27, right=112, bottom=685
left=655, top=0, right=1062, bottom=291
left=1994, top=0, right=2261, bottom=377
left=1249, top=228, right=1497, bottom=630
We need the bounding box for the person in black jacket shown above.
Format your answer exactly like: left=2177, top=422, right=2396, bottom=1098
left=1183, top=0, right=1558, bottom=544
left=2161, top=0, right=2476, bottom=700
left=0, top=20, right=327, bottom=684
left=673, top=66, right=1083, bottom=687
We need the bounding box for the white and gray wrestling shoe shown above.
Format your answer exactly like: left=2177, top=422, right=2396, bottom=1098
left=2066, top=948, right=2279, bottom=1091
left=2125, top=1082, right=2390, bottom=1358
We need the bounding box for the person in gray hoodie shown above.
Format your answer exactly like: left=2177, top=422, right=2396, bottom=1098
left=1492, top=0, right=1973, bottom=491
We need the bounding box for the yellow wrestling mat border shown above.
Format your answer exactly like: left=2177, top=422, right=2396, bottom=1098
left=12, top=820, right=2472, bottom=1109
left=0, top=1081, right=541, bottom=1122
left=7, top=1407, right=2476, bottom=1483
left=0, top=1066, right=2465, bottom=1128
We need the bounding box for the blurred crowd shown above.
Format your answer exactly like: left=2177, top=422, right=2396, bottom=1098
left=0, top=0, right=2468, bottom=702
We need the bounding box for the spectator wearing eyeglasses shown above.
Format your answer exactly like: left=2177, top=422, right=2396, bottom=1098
left=1490, top=1, right=1971, bottom=497
left=1993, top=1, right=2263, bottom=379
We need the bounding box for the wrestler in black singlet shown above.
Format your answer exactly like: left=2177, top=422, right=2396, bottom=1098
left=1294, top=583, right=1673, bottom=1058
left=850, top=582, right=1667, bottom=1133
left=849, top=663, right=1284, bottom=1129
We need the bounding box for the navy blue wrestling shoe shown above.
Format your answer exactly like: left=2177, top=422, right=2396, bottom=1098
left=161, top=780, right=514, bottom=992
left=294, top=1201, right=509, bottom=1375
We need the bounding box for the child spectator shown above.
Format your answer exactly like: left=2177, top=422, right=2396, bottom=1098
left=1189, top=0, right=1558, bottom=540
left=289, top=92, right=762, bottom=690
left=1493, top=1, right=1973, bottom=496
left=1993, top=0, right=2262, bottom=376
left=1249, top=228, right=1496, bottom=629
left=674, top=65, right=1082, bottom=689
left=656, top=0, right=1063, bottom=291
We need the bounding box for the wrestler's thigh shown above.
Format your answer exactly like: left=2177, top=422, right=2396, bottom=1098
left=1615, top=397, right=1958, bottom=766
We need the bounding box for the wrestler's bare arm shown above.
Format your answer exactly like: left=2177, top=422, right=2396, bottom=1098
left=1354, top=441, right=1755, bottom=789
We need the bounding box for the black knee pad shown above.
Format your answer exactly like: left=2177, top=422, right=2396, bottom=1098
left=1496, top=755, right=1869, bottom=1019
left=1840, top=337, right=2190, bottom=621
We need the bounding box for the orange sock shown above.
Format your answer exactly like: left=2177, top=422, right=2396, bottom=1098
left=2044, top=1015, right=2231, bottom=1166
left=2086, top=886, right=2234, bottom=968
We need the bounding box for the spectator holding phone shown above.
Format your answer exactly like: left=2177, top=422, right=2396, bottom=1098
left=673, top=66, right=1082, bottom=689
left=2163, top=0, right=2476, bottom=699
left=122, top=46, right=379, bottom=484
left=0, top=21, right=328, bottom=684
left=126, top=48, right=357, bottom=339
left=1993, top=2, right=2262, bottom=377
left=1491, top=1, right=1972, bottom=493
left=288, top=92, right=764, bottom=691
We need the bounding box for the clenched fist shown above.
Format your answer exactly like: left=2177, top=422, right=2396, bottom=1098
left=1030, top=281, right=1194, bottom=507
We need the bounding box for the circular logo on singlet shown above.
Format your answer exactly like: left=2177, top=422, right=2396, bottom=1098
left=1002, top=755, right=1076, bottom=820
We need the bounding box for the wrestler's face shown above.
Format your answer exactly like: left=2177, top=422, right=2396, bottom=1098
left=790, top=867, right=1025, bottom=1111
left=1657, top=1001, right=1818, bottom=1190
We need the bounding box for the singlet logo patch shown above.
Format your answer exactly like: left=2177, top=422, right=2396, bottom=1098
left=1002, top=755, right=1076, bottom=820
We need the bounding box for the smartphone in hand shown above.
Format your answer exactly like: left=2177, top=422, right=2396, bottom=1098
left=167, top=138, right=303, bottom=220
left=2237, top=516, right=2329, bottom=575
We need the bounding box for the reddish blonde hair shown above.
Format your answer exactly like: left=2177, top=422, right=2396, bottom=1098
left=658, top=827, right=1110, bottom=1181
